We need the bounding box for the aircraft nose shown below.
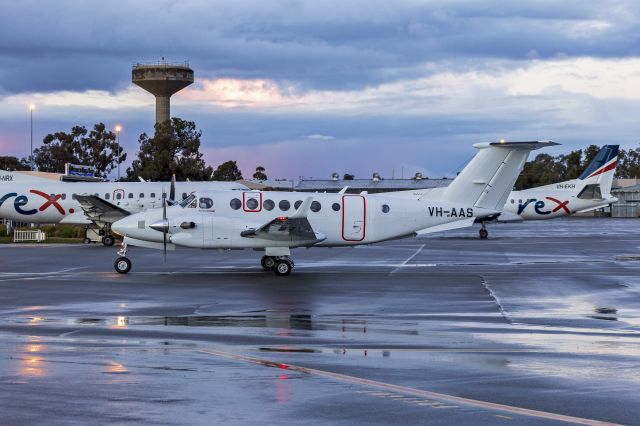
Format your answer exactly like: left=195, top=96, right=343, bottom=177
left=112, top=216, right=138, bottom=237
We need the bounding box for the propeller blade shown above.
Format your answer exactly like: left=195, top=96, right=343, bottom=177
left=170, top=174, right=176, bottom=202
left=162, top=188, right=167, bottom=263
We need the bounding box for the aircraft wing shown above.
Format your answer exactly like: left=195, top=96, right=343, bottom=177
left=75, top=194, right=130, bottom=228
left=240, top=197, right=326, bottom=244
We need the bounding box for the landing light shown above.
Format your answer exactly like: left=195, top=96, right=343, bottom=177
left=499, top=138, right=505, bottom=143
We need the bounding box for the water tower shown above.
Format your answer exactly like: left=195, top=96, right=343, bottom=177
left=132, top=59, right=194, bottom=125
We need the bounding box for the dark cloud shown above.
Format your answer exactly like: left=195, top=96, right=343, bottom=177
left=1, top=0, right=639, bottom=94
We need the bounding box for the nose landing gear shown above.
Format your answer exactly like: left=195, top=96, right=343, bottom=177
left=114, top=242, right=131, bottom=274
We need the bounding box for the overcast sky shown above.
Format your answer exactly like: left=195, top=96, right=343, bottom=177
left=1, top=0, right=640, bottom=179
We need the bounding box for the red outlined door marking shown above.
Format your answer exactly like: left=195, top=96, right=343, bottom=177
left=342, top=195, right=366, bottom=241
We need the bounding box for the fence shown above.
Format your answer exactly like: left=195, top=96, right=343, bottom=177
left=13, top=230, right=46, bottom=243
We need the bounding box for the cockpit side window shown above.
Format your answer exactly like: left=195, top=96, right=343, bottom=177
left=199, top=197, right=214, bottom=209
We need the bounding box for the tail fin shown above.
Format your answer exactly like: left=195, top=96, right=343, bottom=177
left=578, top=145, right=619, bottom=196
left=440, top=141, right=558, bottom=212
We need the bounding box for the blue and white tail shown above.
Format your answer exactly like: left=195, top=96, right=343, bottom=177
left=536, top=145, right=619, bottom=198
left=577, top=145, right=619, bottom=197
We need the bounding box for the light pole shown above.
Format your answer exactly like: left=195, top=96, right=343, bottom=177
left=29, top=104, right=35, bottom=170
left=115, top=125, right=122, bottom=180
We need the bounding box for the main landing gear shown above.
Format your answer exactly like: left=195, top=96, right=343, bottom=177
left=261, top=255, right=295, bottom=276
left=479, top=222, right=489, bottom=239
left=102, top=234, right=116, bottom=246
left=114, top=242, right=131, bottom=274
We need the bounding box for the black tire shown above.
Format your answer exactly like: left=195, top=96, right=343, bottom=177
left=261, top=255, right=276, bottom=270
left=479, top=229, right=489, bottom=239
left=274, top=259, right=292, bottom=276
left=114, top=257, right=131, bottom=274
left=102, top=235, right=115, bottom=246
left=83, top=238, right=91, bottom=244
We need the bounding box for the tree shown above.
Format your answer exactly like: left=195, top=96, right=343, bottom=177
left=35, top=123, right=125, bottom=177
left=616, top=147, right=640, bottom=179
left=0, top=156, right=30, bottom=171
left=212, top=160, right=243, bottom=181
left=514, top=153, right=564, bottom=190
left=343, top=173, right=354, bottom=180
left=253, top=166, right=268, bottom=180
left=126, top=118, right=212, bottom=181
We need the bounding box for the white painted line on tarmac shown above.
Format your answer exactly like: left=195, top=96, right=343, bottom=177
left=389, top=244, right=426, bottom=275
left=196, top=348, right=620, bottom=426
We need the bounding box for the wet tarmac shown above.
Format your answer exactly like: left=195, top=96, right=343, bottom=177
left=1, top=218, right=640, bottom=425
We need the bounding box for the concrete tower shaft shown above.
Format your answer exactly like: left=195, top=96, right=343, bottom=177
left=132, top=61, right=194, bottom=125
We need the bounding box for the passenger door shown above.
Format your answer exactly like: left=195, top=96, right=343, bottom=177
left=342, top=195, right=366, bottom=241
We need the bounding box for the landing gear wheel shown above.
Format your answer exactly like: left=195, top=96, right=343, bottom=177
left=83, top=238, right=91, bottom=244
left=114, top=257, right=131, bottom=274
left=261, top=255, right=276, bottom=270
left=102, top=234, right=115, bottom=246
left=479, top=228, right=488, bottom=239
left=274, top=259, right=293, bottom=276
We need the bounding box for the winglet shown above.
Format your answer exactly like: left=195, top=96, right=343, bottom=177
left=290, top=196, right=313, bottom=219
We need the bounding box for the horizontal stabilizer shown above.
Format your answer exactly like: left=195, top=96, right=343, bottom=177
left=441, top=141, right=557, bottom=212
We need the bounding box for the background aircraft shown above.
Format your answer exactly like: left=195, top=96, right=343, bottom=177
left=477, top=145, right=619, bottom=238
left=0, top=172, right=247, bottom=245
left=110, top=141, right=556, bottom=275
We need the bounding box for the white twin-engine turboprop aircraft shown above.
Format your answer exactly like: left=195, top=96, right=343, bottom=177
left=475, top=144, right=619, bottom=238
left=110, top=141, right=557, bottom=276
left=0, top=172, right=247, bottom=245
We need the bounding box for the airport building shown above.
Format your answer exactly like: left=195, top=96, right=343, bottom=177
left=611, top=180, right=640, bottom=217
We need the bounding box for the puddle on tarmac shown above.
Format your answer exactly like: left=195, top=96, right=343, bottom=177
left=67, top=314, right=419, bottom=336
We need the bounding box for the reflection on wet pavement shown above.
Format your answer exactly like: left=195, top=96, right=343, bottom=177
left=1, top=218, right=640, bottom=424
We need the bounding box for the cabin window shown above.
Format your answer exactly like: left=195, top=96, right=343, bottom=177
left=310, top=201, right=321, bottom=212
left=263, top=199, right=275, bottom=211
left=332, top=203, right=341, bottom=211
left=61, top=194, right=67, bottom=200
left=116, top=193, right=122, bottom=200
left=182, top=193, right=188, bottom=200
left=382, top=204, right=390, bottom=213
left=150, top=192, right=156, bottom=198
left=294, top=200, right=302, bottom=209
left=128, top=193, right=134, bottom=199
left=518, top=199, right=522, bottom=203
left=230, top=198, right=242, bottom=210
left=189, top=199, right=197, bottom=208
left=199, top=197, right=214, bottom=209
left=140, top=193, right=145, bottom=198
left=105, top=193, right=110, bottom=200
left=279, top=200, right=290, bottom=211
left=510, top=199, right=514, bottom=204
left=246, top=198, right=259, bottom=210
left=72, top=194, right=77, bottom=200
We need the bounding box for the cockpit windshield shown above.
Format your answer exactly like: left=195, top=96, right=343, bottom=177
left=179, top=194, right=197, bottom=208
